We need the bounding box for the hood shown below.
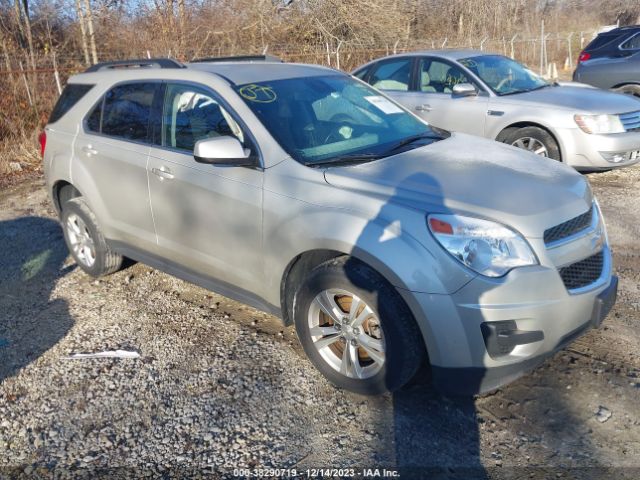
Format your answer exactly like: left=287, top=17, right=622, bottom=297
left=323, top=133, right=592, bottom=238
left=497, top=85, right=640, bottom=114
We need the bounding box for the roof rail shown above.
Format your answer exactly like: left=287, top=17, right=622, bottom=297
left=190, top=54, right=284, bottom=64
left=84, top=58, right=185, bottom=73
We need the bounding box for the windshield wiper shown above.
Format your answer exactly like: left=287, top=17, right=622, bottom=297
left=308, top=132, right=442, bottom=167
left=309, top=153, right=382, bottom=167
left=382, top=133, right=441, bottom=156
left=500, top=84, right=551, bottom=96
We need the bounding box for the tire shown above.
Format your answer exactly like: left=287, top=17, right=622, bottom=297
left=293, top=256, right=425, bottom=395
left=61, top=197, right=123, bottom=277
left=495, top=127, right=517, bottom=143
left=503, top=126, right=561, bottom=161
left=613, top=84, right=640, bottom=98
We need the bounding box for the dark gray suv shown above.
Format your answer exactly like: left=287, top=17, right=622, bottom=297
left=574, top=25, right=640, bottom=97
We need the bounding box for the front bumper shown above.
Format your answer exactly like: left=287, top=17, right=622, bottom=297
left=557, top=127, right=640, bottom=169
left=399, top=245, right=617, bottom=396
left=431, top=275, right=617, bottom=395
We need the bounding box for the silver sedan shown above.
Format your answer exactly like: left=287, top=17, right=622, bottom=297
left=354, top=50, right=640, bottom=170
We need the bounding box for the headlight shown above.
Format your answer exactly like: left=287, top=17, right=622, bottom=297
left=427, top=214, right=538, bottom=277
left=574, top=114, right=625, bottom=134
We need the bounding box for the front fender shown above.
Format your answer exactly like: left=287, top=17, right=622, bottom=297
left=262, top=200, right=475, bottom=307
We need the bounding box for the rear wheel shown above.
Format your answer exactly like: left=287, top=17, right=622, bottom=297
left=61, top=198, right=123, bottom=277
left=503, top=126, right=561, bottom=161
left=293, top=257, right=425, bottom=395
left=613, top=84, right=640, bottom=98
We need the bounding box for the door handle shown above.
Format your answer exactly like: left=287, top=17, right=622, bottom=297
left=82, top=145, right=98, bottom=156
left=151, top=166, right=174, bottom=180
left=415, top=104, right=433, bottom=112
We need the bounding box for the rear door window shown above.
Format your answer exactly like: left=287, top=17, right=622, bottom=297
left=418, top=58, right=473, bottom=93
left=49, top=84, right=94, bottom=123
left=86, top=100, right=102, bottom=133
left=352, top=67, right=370, bottom=81
left=100, top=83, right=159, bottom=142
left=369, top=58, right=413, bottom=91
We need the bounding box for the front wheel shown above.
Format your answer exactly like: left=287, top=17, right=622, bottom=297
left=503, top=126, right=561, bottom=161
left=293, top=257, right=425, bottom=395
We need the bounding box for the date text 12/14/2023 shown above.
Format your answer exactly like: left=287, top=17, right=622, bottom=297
left=233, top=468, right=400, bottom=478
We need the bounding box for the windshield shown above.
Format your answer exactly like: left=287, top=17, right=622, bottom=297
left=459, top=55, right=549, bottom=96
left=233, top=75, right=442, bottom=165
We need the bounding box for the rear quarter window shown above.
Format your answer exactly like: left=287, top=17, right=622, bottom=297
left=48, top=84, right=94, bottom=124
left=585, top=33, right=623, bottom=51
left=621, top=33, right=640, bottom=50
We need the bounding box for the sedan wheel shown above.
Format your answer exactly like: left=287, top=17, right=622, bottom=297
left=511, top=136, right=549, bottom=157
left=503, top=126, right=561, bottom=161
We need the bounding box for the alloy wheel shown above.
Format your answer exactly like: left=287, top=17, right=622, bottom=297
left=66, top=213, right=96, bottom=267
left=307, top=288, right=385, bottom=379
left=511, top=136, right=549, bottom=157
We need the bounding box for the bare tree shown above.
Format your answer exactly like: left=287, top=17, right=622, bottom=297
left=83, top=0, right=97, bottom=64
left=75, top=0, right=91, bottom=66
left=12, top=0, right=34, bottom=69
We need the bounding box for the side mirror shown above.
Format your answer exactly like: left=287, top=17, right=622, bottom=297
left=452, top=83, right=478, bottom=98
left=193, top=136, right=255, bottom=167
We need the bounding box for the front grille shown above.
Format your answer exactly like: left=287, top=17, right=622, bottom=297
left=619, top=110, right=640, bottom=132
left=544, top=206, right=593, bottom=245
left=559, top=251, right=604, bottom=290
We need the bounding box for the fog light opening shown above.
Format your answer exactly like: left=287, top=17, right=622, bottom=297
left=599, top=150, right=640, bottom=164
left=481, top=321, right=544, bottom=359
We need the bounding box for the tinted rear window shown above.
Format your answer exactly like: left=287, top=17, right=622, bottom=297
left=86, top=100, right=102, bottom=133
left=585, top=32, right=623, bottom=51
left=48, top=84, right=94, bottom=123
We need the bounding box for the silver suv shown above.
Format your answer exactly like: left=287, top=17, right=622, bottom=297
left=43, top=57, right=618, bottom=396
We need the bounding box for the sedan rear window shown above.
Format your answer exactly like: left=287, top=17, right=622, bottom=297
left=48, top=84, right=94, bottom=124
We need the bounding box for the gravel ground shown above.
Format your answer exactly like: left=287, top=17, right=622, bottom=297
left=1, top=166, right=640, bottom=479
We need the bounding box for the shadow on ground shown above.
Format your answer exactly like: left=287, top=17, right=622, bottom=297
left=0, top=216, right=74, bottom=383
left=391, top=366, right=487, bottom=479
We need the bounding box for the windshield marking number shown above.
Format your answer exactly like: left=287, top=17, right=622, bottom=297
left=239, top=84, right=277, bottom=103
